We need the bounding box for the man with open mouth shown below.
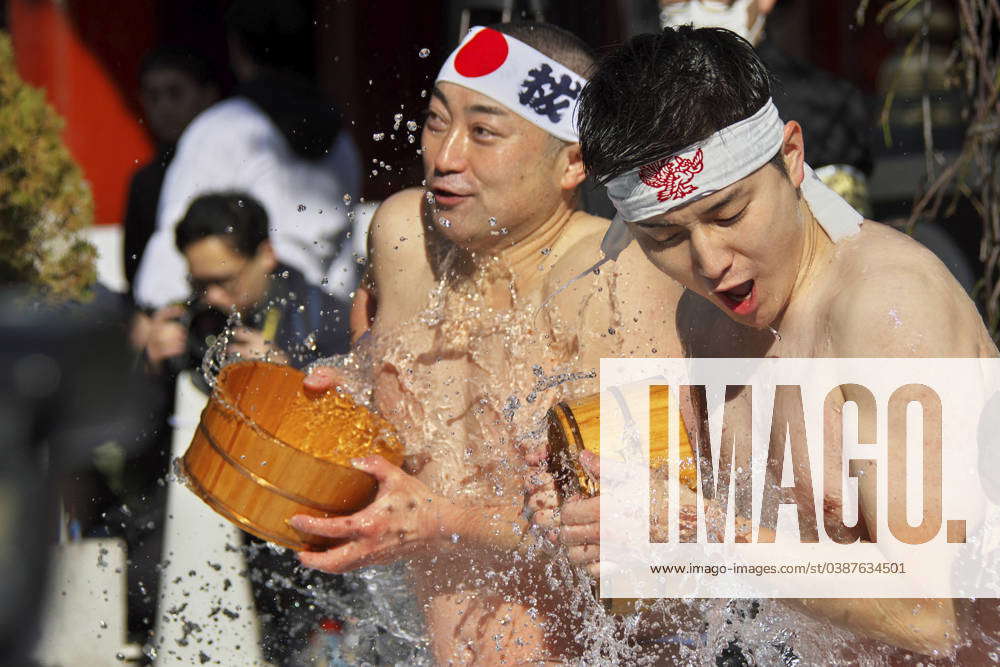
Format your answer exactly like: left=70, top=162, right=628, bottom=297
left=549, top=24, right=999, bottom=661
left=291, top=22, right=692, bottom=664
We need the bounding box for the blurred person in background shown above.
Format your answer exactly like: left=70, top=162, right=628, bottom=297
left=133, top=0, right=362, bottom=317
left=144, top=191, right=351, bottom=374
left=123, top=46, right=219, bottom=305
left=142, top=191, right=350, bottom=664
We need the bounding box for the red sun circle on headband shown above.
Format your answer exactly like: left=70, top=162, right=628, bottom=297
left=454, top=28, right=509, bottom=77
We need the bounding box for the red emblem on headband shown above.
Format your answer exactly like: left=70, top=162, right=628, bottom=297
left=454, top=28, right=509, bottom=77
left=639, top=149, right=705, bottom=202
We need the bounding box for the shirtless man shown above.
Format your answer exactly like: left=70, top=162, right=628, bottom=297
left=538, top=25, right=998, bottom=658
left=290, top=23, right=685, bottom=663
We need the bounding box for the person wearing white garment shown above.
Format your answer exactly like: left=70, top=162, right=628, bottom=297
left=536, top=25, right=998, bottom=659
left=133, top=0, right=361, bottom=311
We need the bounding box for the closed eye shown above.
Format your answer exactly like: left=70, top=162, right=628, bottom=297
left=640, top=227, right=686, bottom=249
left=715, top=204, right=748, bottom=226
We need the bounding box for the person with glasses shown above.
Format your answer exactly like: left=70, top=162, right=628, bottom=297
left=143, top=191, right=350, bottom=373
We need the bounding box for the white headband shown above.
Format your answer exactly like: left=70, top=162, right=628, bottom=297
left=436, top=26, right=587, bottom=143
left=605, top=98, right=862, bottom=243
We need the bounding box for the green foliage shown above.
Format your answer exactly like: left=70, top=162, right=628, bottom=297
left=0, top=31, right=96, bottom=301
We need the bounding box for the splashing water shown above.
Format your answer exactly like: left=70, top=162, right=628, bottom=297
left=187, top=240, right=910, bottom=665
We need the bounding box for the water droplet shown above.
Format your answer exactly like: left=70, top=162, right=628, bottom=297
left=297, top=204, right=307, bottom=212
left=343, top=193, right=352, bottom=205
left=418, top=47, right=431, bottom=58
left=236, top=199, right=245, bottom=207
left=450, top=533, right=460, bottom=543
left=438, top=217, right=452, bottom=228
left=406, top=120, right=418, bottom=132
left=373, top=132, right=385, bottom=141
left=393, top=113, right=403, bottom=130
left=488, top=217, right=497, bottom=227
left=224, top=225, right=234, bottom=233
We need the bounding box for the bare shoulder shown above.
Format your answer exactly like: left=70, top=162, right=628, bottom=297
left=545, top=216, right=686, bottom=358
left=827, top=222, right=996, bottom=357
left=367, top=188, right=427, bottom=254
left=544, top=212, right=610, bottom=286
left=367, top=188, right=436, bottom=317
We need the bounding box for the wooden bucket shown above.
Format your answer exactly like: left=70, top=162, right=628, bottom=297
left=547, top=385, right=697, bottom=496
left=181, top=360, right=404, bottom=551
left=546, top=386, right=697, bottom=616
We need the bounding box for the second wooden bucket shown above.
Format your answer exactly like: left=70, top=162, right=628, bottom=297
left=547, top=385, right=697, bottom=497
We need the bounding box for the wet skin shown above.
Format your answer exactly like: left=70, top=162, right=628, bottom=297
left=291, top=79, right=689, bottom=663
left=545, top=121, right=999, bottom=657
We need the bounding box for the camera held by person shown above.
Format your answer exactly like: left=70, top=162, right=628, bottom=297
left=139, top=192, right=350, bottom=377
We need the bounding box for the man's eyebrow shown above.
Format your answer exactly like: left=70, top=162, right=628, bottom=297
left=700, top=188, right=744, bottom=216
left=467, top=103, right=509, bottom=116
left=634, top=219, right=682, bottom=230
left=431, top=86, right=448, bottom=105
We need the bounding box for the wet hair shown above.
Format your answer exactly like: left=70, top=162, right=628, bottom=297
left=140, top=45, right=216, bottom=87
left=175, top=192, right=269, bottom=257
left=489, top=21, right=596, bottom=79
left=579, top=26, right=780, bottom=184
left=225, top=0, right=310, bottom=71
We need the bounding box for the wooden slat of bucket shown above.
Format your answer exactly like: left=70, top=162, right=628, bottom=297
left=222, top=362, right=302, bottom=435
left=196, top=398, right=378, bottom=512
left=547, top=385, right=699, bottom=618
left=184, top=424, right=337, bottom=551
left=553, top=385, right=697, bottom=492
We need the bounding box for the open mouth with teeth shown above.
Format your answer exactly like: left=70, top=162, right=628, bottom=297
left=716, top=279, right=757, bottom=316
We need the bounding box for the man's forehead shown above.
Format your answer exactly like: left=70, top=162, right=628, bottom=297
left=634, top=180, right=748, bottom=226
left=433, top=82, right=511, bottom=115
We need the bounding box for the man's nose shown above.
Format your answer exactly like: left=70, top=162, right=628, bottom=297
left=432, top=129, right=467, bottom=174
left=690, top=227, right=732, bottom=283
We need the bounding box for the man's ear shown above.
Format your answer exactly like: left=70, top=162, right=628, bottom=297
left=781, top=120, right=806, bottom=188
left=256, top=240, right=278, bottom=272
left=559, top=142, right=587, bottom=191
